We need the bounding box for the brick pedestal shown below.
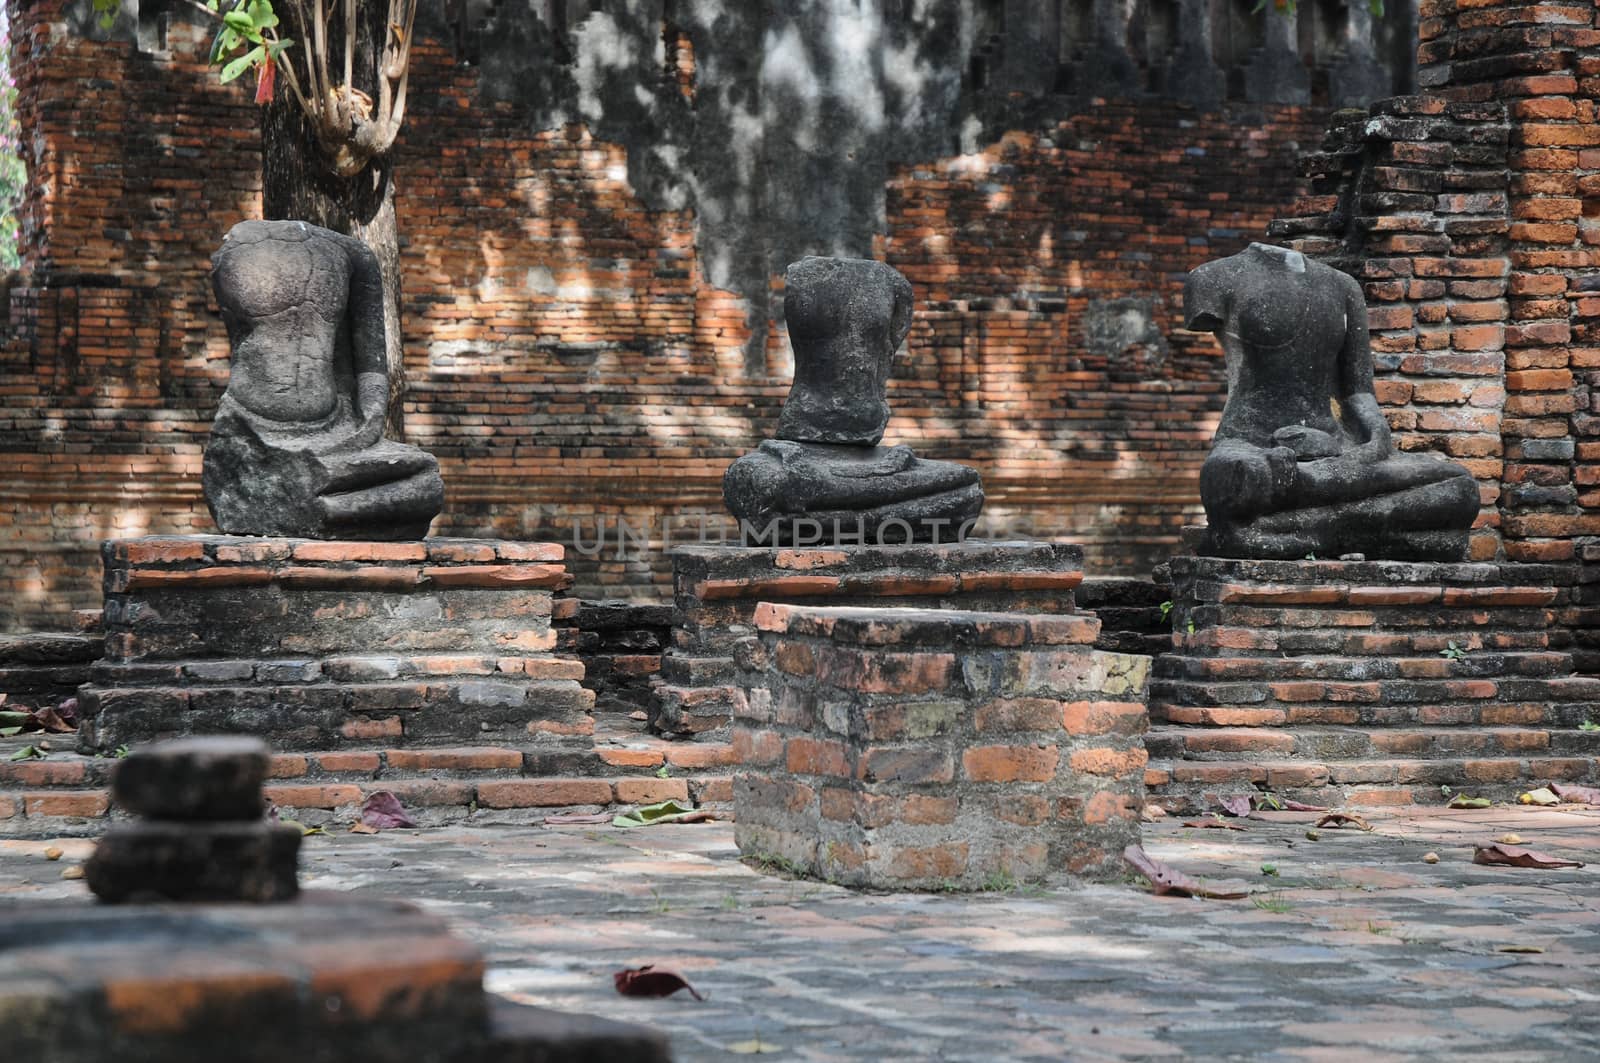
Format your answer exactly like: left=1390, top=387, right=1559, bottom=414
left=733, top=604, right=1150, bottom=889
left=1149, top=557, right=1600, bottom=810
left=7, top=893, right=670, bottom=1063
left=657, top=540, right=1086, bottom=737
left=77, top=536, right=593, bottom=752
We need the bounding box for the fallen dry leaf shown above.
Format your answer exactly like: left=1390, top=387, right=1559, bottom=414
left=1216, top=796, right=1253, bottom=817
left=1422, top=852, right=1439, bottom=864
left=360, top=790, right=417, bottom=830
left=1495, top=833, right=1523, bottom=845
left=1123, top=845, right=1247, bottom=900
left=1276, top=798, right=1329, bottom=812
left=60, top=866, right=84, bottom=880
left=1315, top=812, right=1372, bottom=831
left=1518, top=788, right=1559, bottom=807
left=1182, top=819, right=1247, bottom=832
left=1140, top=804, right=1168, bottom=823
left=349, top=822, right=380, bottom=835
left=1473, top=843, right=1584, bottom=870
left=43, top=846, right=62, bottom=861
left=613, top=965, right=705, bottom=1001
left=1551, top=783, right=1600, bottom=805
left=1448, top=794, right=1492, bottom=809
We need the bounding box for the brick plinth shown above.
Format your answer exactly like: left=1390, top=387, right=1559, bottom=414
left=733, top=604, right=1150, bottom=890
left=5, top=893, right=670, bottom=1063
left=658, top=540, right=1086, bottom=737
left=77, top=536, right=593, bottom=753
left=1149, top=556, right=1600, bottom=809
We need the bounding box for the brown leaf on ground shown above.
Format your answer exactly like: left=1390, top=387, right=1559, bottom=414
left=349, top=822, right=379, bottom=835
left=614, top=965, right=705, bottom=1000
left=1122, top=845, right=1248, bottom=900
left=1276, top=799, right=1329, bottom=812
left=360, top=790, right=417, bottom=830
left=1472, top=843, right=1584, bottom=870
left=1182, top=819, right=1247, bottom=832
left=1216, top=796, right=1253, bottom=817
left=1551, top=783, right=1600, bottom=806
left=1315, top=812, right=1373, bottom=831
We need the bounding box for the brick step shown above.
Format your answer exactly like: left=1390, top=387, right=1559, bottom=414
left=1146, top=754, right=1599, bottom=813
left=1178, top=626, right=1553, bottom=656
left=657, top=654, right=737, bottom=685
left=77, top=677, right=598, bottom=751
left=651, top=682, right=743, bottom=737
left=1153, top=650, right=1570, bottom=681
left=1147, top=725, right=1600, bottom=762
left=0, top=770, right=736, bottom=837
left=1151, top=674, right=1600, bottom=708
left=1154, top=701, right=1599, bottom=728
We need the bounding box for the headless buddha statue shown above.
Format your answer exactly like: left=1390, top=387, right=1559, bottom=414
left=723, top=257, right=984, bottom=544
left=1184, top=243, right=1479, bottom=561
left=202, top=221, right=444, bottom=540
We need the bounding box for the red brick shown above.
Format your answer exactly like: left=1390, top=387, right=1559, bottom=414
left=476, top=779, right=613, bottom=808
left=962, top=744, right=1060, bottom=783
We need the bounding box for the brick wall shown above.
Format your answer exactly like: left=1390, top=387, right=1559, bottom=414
left=1, top=1, right=1345, bottom=630
left=1271, top=0, right=1600, bottom=667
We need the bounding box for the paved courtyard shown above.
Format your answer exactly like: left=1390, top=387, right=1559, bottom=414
left=2, top=805, right=1597, bottom=1061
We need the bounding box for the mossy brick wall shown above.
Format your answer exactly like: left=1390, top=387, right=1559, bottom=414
left=1, top=0, right=1354, bottom=630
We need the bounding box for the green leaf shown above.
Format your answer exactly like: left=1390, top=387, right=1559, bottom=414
left=0, top=726, right=22, bottom=737
left=223, top=10, right=254, bottom=31
left=9, top=745, right=43, bottom=761
left=220, top=45, right=267, bottom=84
left=267, top=39, right=296, bottom=61
left=0, top=711, right=32, bottom=727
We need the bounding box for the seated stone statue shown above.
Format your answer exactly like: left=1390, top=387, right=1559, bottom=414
left=723, top=257, right=983, bottom=544
left=1184, top=242, right=1479, bottom=561
left=203, top=220, right=443, bottom=540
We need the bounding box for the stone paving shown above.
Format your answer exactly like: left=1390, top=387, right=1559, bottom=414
left=2, top=805, right=1598, bottom=1061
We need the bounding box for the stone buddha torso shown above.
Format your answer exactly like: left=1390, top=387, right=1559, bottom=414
left=1184, top=243, right=1479, bottom=561
left=723, top=257, right=984, bottom=545
left=202, top=220, right=443, bottom=541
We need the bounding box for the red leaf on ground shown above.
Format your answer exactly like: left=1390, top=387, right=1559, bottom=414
left=1277, top=799, right=1328, bottom=812
left=360, top=790, right=417, bottom=830
left=1473, top=843, right=1584, bottom=870
left=1122, top=845, right=1248, bottom=900
left=614, top=965, right=705, bottom=1000
left=31, top=705, right=76, bottom=734
left=1216, top=796, right=1253, bottom=817
left=1551, top=783, right=1600, bottom=806
left=1182, top=820, right=1247, bottom=832
left=1315, top=812, right=1373, bottom=831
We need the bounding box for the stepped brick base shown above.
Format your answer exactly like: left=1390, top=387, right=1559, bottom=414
left=77, top=536, right=594, bottom=753
left=8, top=893, right=670, bottom=1063
left=0, top=630, right=102, bottom=710
left=1149, top=557, right=1600, bottom=810
left=657, top=540, right=1086, bottom=738
left=0, top=717, right=735, bottom=837
left=734, top=604, right=1150, bottom=889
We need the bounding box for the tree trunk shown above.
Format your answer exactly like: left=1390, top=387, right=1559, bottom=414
left=259, top=4, right=407, bottom=438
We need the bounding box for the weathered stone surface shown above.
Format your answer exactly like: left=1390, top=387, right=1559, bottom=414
left=723, top=257, right=983, bottom=544
left=1184, top=243, right=1479, bottom=561
left=85, top=820, right=302, bottom=903
left=203, top=221, right=443, bottom=540
left=110, top=736, right=269, bottom=821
